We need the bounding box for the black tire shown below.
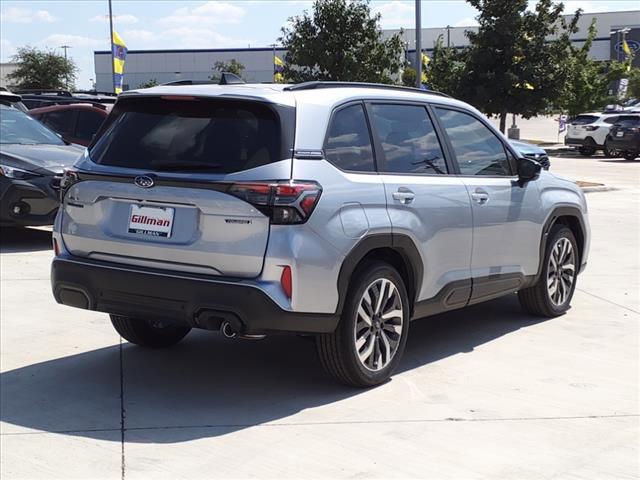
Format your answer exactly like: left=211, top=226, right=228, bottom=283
left=578, top=146, right=595, bottom=156
left=110, top=315, right=191, bottom=348
left=603, top=140, right=620, bottom=158
left=316, top=261, right=410, bottom=388
left=518, top=225, right=579, bottom=317
left=623, top=151, right=638, bottom=160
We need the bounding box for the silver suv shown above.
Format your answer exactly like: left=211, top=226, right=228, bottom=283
left=51, top=82, right=590, bottom=387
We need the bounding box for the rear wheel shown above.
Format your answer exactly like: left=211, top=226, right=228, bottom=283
left=578, top=146, right=595, bottom=156
left=316, top=261, right=410, bottom=387
left=603, top=140, right=620, bottom=158
left=110, top=315, right=191, bottom=348
left=518, top=225, right=578, bottom=317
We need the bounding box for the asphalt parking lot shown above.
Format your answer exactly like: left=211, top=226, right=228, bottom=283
left=1, top=154, right=638, bottom=479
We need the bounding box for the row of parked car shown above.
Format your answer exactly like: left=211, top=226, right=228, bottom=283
left=565, top=109, right=640, bottom=160
left=1, top=83, right=547, bottom=230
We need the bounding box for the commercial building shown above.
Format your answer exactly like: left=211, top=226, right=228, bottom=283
left=388, top=10, right=640, bottom=67
left=93, top=10, right=639, bottom=92
left=0, top=63, right=19, bottom=89
left=93, top=47, right=286, bottom=92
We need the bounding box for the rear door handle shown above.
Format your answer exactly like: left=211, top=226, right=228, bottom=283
left=392, top=188, right=415, bottom=204
left=471, top=189, right=489, bottom=205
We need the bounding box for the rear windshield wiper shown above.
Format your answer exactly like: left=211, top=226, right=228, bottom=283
left=152, top=162, right=223, bottom=172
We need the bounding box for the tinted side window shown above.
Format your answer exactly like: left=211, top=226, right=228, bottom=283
left=325, top=104, right=375, bottom=172
left=603, top=117, right=619, bottom=125
left=75, top=110, right=105, bottom=141
left=43, top=110, right=74, bottom=136
left=436, top=108, right=511, bottom=176
left=370, top=104, right=447, bottom=175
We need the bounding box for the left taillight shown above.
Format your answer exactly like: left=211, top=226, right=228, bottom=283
left=226, top=181, right=322, bottom=225
left=59, top=169, right=80, bottom=201
left=52, top=237, right=60, bottom=256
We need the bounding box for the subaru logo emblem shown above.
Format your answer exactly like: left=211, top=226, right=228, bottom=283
left=134, top=176, right=154, bottom=188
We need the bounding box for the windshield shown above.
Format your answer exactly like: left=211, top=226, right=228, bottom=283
left=89, top=97, right=285, bottom=173
left=0, top=106, right=64, bottom=145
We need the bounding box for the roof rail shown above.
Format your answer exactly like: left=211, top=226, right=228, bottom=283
left=162, top=79, right=218, bottom=86
left=283, top=81, right=451, bottom=98
left=14, top=89, right=73, bottom=97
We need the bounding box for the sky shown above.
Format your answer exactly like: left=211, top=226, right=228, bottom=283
left=1, top=0, right=638, bottom=89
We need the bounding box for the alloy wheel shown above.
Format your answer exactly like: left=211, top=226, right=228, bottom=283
left=547, top=237, right=576, bottom=307
left=353, top=278, right=404, bottom=371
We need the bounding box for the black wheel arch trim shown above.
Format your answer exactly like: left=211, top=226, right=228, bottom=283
left=532, top=206, right=587, bottom=285
left=335, top=233, right=424, bottom=316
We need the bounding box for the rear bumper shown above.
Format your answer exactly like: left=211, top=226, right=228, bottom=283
left=51, top=255, right=339, bottom=335
left=564, top=137, right=584, bottom=146
left=605, top=135, right=640, bottom=151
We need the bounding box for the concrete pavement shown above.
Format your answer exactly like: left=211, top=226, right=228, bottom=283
left=1, top=154, right=638, bottom=479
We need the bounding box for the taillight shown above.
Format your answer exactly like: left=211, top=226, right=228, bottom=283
left=280, top=266, right=292, bottom=299
left=52, top=237, right=60, bottom=256
left=59, top=168, right=80, bottom=201
left=226, top=181, right=321, bottom=224
left=585, top=125, right=599, bottom=131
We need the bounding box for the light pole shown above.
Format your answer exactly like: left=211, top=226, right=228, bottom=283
left=59, top=45, right=71, bottom=90
left=446, top=25, right=451, bottom=48
left=415, top=0, right=421, bottom=89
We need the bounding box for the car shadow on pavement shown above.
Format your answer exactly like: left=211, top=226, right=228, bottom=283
left=0, top=227, right=52, bottom=253
left=0, top=295, right=549, bottom=443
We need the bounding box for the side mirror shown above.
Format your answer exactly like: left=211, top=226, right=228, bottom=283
left=517, top=157, right=542, bottom=185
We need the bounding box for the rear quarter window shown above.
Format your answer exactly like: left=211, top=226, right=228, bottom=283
left=571, top=115, right=599, bottom=125
left=89, top=97, right=292, bottom=174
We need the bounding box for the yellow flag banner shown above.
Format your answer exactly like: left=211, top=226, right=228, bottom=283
left=112, top=30, right=127, bottom=94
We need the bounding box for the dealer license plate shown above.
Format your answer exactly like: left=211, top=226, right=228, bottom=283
left=128, top=205, right=174, bottom=238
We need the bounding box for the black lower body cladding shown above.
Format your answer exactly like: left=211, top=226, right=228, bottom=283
left=51, top=255, right=339, bottom=335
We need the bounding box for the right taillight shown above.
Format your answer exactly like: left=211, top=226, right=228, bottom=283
left=225, top=181, right=322, bottom=225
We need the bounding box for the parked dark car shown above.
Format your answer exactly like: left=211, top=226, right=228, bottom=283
left=509, top=140, right=551, bottom=170
left=29, top=103, right=110, bottom=147
left=15, top=89, right=116, bottom=110
left=0, top=90, right=28, bottom=113
left=0, top=104, right=84, bottom=226
left=605, top=115, right=640, bottom=160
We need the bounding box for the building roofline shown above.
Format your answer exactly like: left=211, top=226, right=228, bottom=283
left=94, top=47, right=287, bottom=55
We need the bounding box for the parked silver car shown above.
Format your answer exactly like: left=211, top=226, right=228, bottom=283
left=51, top=82, right=590, bottom=387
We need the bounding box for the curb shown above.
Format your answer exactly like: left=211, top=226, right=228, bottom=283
left=580, top=185, right=615, bottom=193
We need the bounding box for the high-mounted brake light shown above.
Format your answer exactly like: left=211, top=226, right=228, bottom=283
left=225, top=181, right=322, bottom=225
left=160, top=95, right=198, bottom=101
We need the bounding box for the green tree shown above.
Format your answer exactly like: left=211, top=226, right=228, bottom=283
left=210, top=59, right=245, bottom=81
left=627, top=67, right=640, bottom=99
left=401, top=66, right=416, bottom=87
left=458, top=0, right=581, bottom=132
left=556, top=20, right=628, bottom=116
left=279, top=0, right=404, bottom=84
left=138, top=78, right=159, bottom=89
left=7, top=46, right=77, bottom=90
left=425, top=37, right=468, bottom=95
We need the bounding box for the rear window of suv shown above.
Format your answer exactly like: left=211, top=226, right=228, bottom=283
left=615, top=116, right=640, bottom=127
left=89, top=97, right=289, bottom=173
left=570, top=115, right=599, bottom=125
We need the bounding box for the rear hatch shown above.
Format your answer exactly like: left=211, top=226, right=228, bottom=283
left=567, top=114, right=600, bottom=139
left=60, top=95, right=295, bottom=277
left=610, top=115, right=640, bottom=143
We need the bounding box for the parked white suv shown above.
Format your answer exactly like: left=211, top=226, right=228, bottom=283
left=565, top=112, right=628, bottom=156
